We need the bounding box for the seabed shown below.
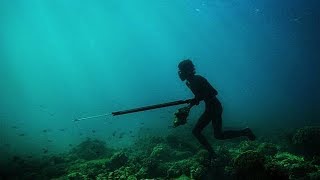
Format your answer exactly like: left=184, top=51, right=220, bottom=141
left=1, top=126, right=320, bottom=180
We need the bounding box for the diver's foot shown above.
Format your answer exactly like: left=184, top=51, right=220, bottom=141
left=207, top=151, right=218, bottom=167
left=243, top=128, right=256, bottom=141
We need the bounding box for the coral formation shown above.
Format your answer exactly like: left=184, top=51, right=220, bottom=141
left=270, top=152, right=317, bottom=179
left=2, top=126, right=320, bottom=179
left=292, top=126, right=320, bottom=156
left=69, top=138, right=113, bottom=160
left=257, top=142, right=279, bottom=156
left=233, top=150, right=266, bottom=179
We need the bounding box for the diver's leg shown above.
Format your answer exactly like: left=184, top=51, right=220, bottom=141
left=212, top=103, right=256, bottom=140
left=192, top=112, right=216, bottom=158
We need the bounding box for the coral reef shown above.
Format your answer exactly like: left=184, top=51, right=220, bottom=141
left=69, top=138, right=113, bottom=160
left=257, top=142, right=279, bottom=156
left=292, top=126, right=320, bottom=156
left=233, top=150, right=266, bottom=179
left=2, top=126, right=320, bottom=180
left=270, top=152, right=318, bottom=179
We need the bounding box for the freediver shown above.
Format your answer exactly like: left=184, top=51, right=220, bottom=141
left=178, top=59, right=256, bottom=162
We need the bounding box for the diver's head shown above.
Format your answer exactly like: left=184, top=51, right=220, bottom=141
left=178, top=59, right=195, bottom=81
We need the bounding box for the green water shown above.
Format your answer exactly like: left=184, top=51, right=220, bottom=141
left=0, top=0, right=319, bottom=170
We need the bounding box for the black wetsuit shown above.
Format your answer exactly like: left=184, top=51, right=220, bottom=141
left=187, top=75, right=245, bottom=156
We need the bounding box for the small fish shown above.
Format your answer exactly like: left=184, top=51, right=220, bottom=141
left=18, top=133, right=25, bottom=136
left=140, top=122, right=144, bottom=125
left=118, top=132, right=125, bottom=138
left=47, top=140, right=53, bottom=143
left=59, top=128, right=65, bottom=132
left=43, top=129, right=52, bottom=132
left=79, top=133, right=83, bottom=136
left=130, top=135, right=135, bottom=137
left=129, top=130, right=132, bottom=134
left=112, top=131, right=116, bottom=136
left=68, top=144, right=73, bottom=147
left=27, top=155, right=33, bottom=159
left=43, top=148, right=48, bottom=154
left=92, top=130, right=96, bottom=133
left=11, top=126, right=18, bottom=129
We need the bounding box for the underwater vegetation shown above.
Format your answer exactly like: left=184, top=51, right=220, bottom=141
left=1, top=126, right=320, bottom=180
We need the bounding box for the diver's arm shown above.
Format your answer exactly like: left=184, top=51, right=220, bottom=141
left=188, top=96, right=201, bottom=109
left=187, top=77, right=204, bottom=108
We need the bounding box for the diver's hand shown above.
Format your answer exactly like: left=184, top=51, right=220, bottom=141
left=181, top=106, right=191, bottom=113
left=189, top=98, right=199, bottom=107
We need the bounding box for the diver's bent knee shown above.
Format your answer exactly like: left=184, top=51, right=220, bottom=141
left=192, top=128, right=201, bottom=136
